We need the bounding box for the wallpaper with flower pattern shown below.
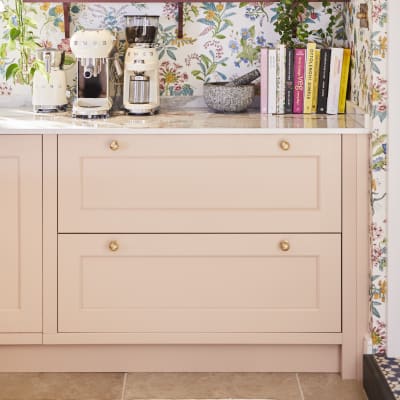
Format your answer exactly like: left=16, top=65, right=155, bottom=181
left=345, top=0, right=388, bottom=354
left=0, top=1, right=344, bottom=104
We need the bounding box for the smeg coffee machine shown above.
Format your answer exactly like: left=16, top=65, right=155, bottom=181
left=32, top=48, right=67, bottom=113
left=123, top=15, right=160, bottom=115
left=70, top=29, right=116, bottom=118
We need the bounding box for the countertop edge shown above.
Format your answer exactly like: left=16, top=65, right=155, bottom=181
left=0, top=128, right=371, bottom=135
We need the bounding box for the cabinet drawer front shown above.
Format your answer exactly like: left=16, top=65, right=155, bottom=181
left=58, top=234, right=341, bottom=334
left=58, top=135, right=341, bottom=233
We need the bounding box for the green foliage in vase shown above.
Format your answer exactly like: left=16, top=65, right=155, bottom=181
left=0, top=0, right=46, bottom=85
left=274, top=0, right=336, bottom=48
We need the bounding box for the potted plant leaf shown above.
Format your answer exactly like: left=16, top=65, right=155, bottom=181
left=0, top=0, right=46, bottom=85
left=273, top=0, right=337, bottom=48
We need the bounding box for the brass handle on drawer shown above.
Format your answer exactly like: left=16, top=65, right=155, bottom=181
left=279, top=140, right=290, bottom=151
left=279, top=240, right=290, bottom=252
left=108, top=240, right=119, bottom=252
left=109, top=140, right=120, bottom=151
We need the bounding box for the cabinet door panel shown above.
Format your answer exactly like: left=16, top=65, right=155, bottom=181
left=0, top=136, right=42, bottom=332
left=58, top=135, right=341, bottom=233
left=58, top=234, right=341, bottom=335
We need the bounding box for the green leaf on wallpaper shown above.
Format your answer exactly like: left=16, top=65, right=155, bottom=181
left=192, top=70, right=204, bottom=81
left=239, top=3, right=248, bottom=8
left=166, top=50, right=176, bottom=60
left=207, top=63, right=217, bottom=75
left=223, top=19, right=233, bottom=27
left=372, top=303, right=381, bottom=318
left=372, top=63, right=381, bottom=74
left=6, top=63, right=19, bottom=81
left=373, top=147, right=384, bottom=157
left=372, top=134, right=388, bottom=147
left=215, top=34, right=226, bottom=39
left=9, top=27, right=20, bottom=40
left=200, top=54, right=211, bottom=68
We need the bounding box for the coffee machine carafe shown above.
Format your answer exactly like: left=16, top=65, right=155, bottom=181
left=70, top=29, right=116, bottom=118
left=123, top=15, right=160, bottom=115
left=32, top=48, right=67, bottom=113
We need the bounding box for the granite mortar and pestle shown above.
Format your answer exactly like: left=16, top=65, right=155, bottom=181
left=203, top=69, right=260, bottom=113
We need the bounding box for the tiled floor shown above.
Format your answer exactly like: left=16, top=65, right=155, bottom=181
left=0, top=372, right=368, bottom=400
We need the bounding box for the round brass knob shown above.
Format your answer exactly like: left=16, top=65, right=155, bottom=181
left=109, top=140, right=120, bottom=151
left=279, top=240, right=290, bottom=252
left=109, top=240, right=119, bottom=252
left=279, top=140, right=290, bottom=151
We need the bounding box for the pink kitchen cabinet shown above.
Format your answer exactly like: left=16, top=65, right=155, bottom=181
left=0, top=136, right=42, bottom=343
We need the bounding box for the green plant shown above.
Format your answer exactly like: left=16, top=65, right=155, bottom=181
left=0, top=0, right=46, bottom=85
left=273, top=0, right=336, bottom=48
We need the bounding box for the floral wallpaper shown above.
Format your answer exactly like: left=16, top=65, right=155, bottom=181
left=0, top=1, right=344, bottom=104
left=345, top=0, right=388, bottom=354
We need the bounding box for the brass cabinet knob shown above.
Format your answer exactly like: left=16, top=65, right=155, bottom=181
left=279, top=140, right=290, bottom=151
left=279, top=240, right=290, bottom=252
left=109, top=140, right=120, bottom=151
left=108, top=240, right=119, bottom=252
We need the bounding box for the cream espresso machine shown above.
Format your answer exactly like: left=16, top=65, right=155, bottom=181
left=123, top=15, right=160, bottom=114
left=32, top=48, right=67, bottom=113
left=70, top=29, right=116, bottom=118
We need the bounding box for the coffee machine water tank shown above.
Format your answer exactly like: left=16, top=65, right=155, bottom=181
left=32, top=48, right=67, bottom=113
left=70, top=29, right=115, bottom=60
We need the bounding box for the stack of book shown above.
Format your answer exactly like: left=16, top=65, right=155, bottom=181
left=260, top=43, right=351, bottom=115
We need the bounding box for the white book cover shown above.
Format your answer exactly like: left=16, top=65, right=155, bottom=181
left=267, top=48, right=277, bottom=114
left=326, top=48, right=344, bottom=114
left=260, top=48, right=268, bottom=114
left=276, top=44, right=286, bottom=114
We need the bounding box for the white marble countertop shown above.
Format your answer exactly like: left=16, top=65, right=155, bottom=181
left=0, top=105, right=370, bottom=134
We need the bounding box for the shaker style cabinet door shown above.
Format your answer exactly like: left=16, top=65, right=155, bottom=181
left=58, top=234, right=341, bottom=334
left=0, top=136, right=42, bottom=332
left=58, top=135, right=341, bottom=233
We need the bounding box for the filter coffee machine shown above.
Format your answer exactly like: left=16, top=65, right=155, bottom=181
left=70, top=29, right=116, bottom=118
left=32, top=48, right=67, bottom=113
left=123, top=15, right=160, bottom=115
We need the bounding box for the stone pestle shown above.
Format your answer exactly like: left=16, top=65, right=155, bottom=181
left=225, top=69, right=261, bottom=87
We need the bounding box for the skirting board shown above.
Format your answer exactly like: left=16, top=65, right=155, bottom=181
left=363, top=355, right=395, bottom=400
left=0, top=344, right=340, bottom=373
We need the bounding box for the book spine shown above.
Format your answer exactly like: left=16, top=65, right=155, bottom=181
left=293, top=48, right=306, bottom=114
left=260, top=48, right=268, bottom=114
left=338, top=48, right=351, bottom=114
left=304, top=43, right=316, bottom=114
left=276, top=44, right=286, bottom=114
left=284, top=47, right=295, bottom=113
left=317, top=48, right=332, bottom=114
left=311, top=49, right=321, bottom=113
left=267, top=48, right=277, bottom=114
left=326, top=47, right=344, bottom=114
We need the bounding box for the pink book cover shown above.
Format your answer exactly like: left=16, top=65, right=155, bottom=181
left=293, top=48, right=306, bottom=114
left=260, top=48, right=268, bottom=114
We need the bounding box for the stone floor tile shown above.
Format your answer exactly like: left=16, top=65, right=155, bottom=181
left=0, top=373, right=124, bottom=400
left=124, top=372, right=301, bottom=400
left=297, top=373, right=368, bottom=400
